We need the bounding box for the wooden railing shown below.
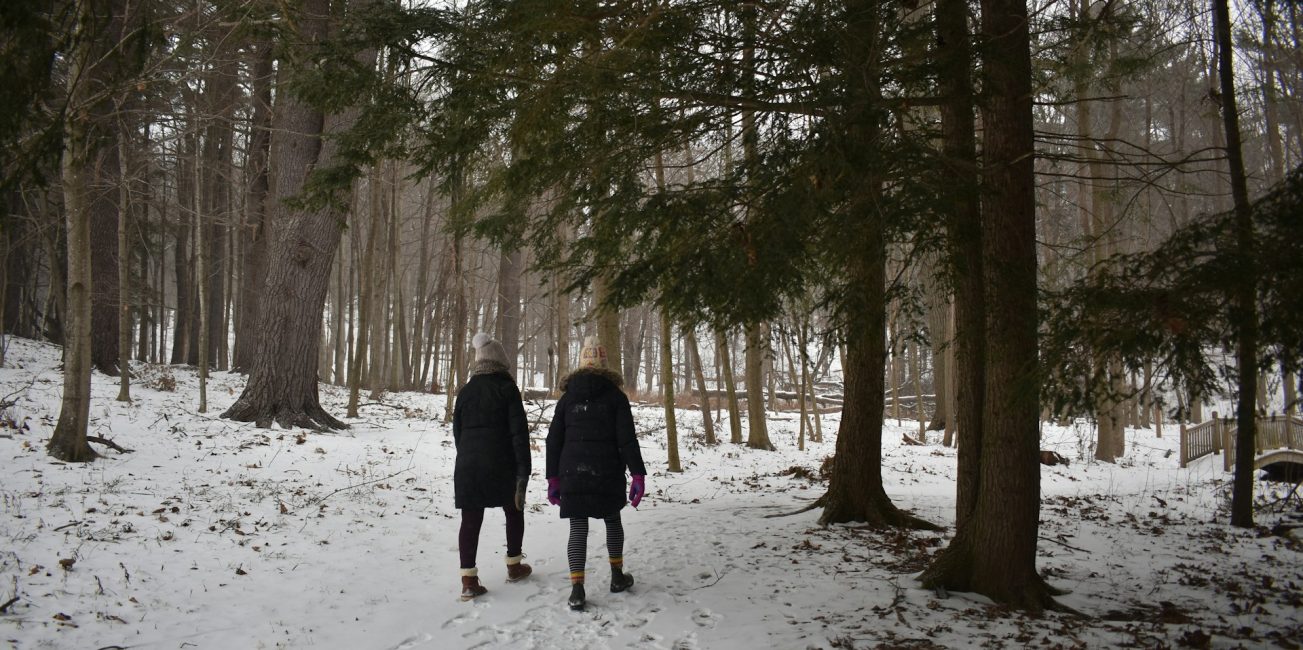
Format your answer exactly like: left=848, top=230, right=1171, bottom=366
left=1180, top=418, right=1222, bottom=468
left=1179, top=412, right=1303, bottom=470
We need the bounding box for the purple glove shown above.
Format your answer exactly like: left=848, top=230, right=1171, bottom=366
left=629, top=475, right=645, bottom=509
left=547, top=477, right=561, bottom=506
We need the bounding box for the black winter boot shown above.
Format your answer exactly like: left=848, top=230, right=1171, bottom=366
left=610, top=567, right=634, bottom=593
left=568, top=582, right=586, bottom=611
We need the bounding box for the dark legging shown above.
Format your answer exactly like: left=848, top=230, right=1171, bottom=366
left=567, top=513, right=625, bottom=582
left=459, top=505, right=525, bottom=569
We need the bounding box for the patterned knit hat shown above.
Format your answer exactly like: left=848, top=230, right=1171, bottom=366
left=578, top=335, right=607, bottom=369
left=472, top=332, right=509, bottom=367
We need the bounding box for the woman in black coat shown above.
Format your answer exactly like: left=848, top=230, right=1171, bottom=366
left=453, top=333, right=532, bottom=600
left=546, top=336, right=647, bottom=611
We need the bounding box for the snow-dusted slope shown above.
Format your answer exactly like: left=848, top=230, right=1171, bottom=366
left=0, top=336, right=1298, bottom=649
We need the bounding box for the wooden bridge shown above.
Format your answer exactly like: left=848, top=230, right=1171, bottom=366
left=1179, top=413, right=1303, bottom=471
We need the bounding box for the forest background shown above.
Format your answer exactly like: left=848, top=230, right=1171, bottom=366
left=1, top=0, right=1302, bottom=626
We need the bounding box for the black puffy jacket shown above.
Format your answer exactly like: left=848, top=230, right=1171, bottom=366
left=546, top=368, right=647, bottom=519
left=453, top=364, right=530, bottom=509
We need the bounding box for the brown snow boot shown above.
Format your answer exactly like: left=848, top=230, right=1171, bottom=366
left=460, top=569, right=488, bottom=601
left=506, top=555, right=532, bottom=582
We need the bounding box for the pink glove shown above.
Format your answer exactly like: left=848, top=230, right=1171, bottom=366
left=547, top=477, right=561, bottom=506
left=629, top=475, right=645, bottom=509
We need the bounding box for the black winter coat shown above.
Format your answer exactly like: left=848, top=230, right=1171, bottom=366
left=546, top=368, right=647, bottom=519
left=453, top=364, right=530, bottom=509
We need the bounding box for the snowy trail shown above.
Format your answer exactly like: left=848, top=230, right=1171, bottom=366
left=1, top=336, right=1300, bottom=649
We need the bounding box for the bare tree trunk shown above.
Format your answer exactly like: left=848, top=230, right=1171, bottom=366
left=687, top=325, right=716, bottom=445
left=349, top=172, right=383, bottom=413
left=1214, top=0, right=1259, bottom=528
left=497, top=247, right=523, bottom=375
left=926, top=279, right=951, bottom=431
left=922, top=0, right=1056, bottom=610
left=444, top=190, right=468, bottom=422
left=934, top=0, right=983, bottom=526
left=196, top=134, right=209, bottom=413
left=367, top=168, right=391, bottom=400
left=410, top=180, right=436, bottom=388
left=553, top=249, right=569, bottom=391
left=744, top=322, right=773, bottom=450
left=594, top=274, right=623, bottom=380
left=233, top=39, right=272, bottom=373
left=116, top=121, right=133, bottom=402
left=661, top=310, right=681, bottom=471
left=913, top=340, right=925, bottom=439
left=332, top=239, right=347, bottom=385
left=718, top=329, right=743, bottom=444
left=49, top=0, right=107, bottom=462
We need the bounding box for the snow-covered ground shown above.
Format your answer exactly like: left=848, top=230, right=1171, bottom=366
left=0, top=335, right=1299, bottom=649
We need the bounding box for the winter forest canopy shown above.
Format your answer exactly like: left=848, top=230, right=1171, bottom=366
left=2, top=0, right=1302, bottom=646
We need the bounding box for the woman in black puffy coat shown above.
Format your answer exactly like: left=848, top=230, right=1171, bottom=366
left=453, top=333, right=532, bottom=600
left=546, top=336, right=647, bottom=611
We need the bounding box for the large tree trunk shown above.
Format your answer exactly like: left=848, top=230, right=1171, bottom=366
left=49, top=0, right=113, bottom=462
left=89, top=101, right=122, bottom=376
left=223, top=0, right=376, bottom=430
left=234, top=39, right=273, bottom=373
left=936, top=0, right=985, bottom=530
left=202, top=41, right=237, bottom=372
left=170, top=129, right=195, bottom=366
left=818, top=0, right=934, bottom=529
left=1214, top=0, right=1259, bottom=529
left=819, top=245, right=937, bottom=529
left=921, top=0, right=1057, bottom=611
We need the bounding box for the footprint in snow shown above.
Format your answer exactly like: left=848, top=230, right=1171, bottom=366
left=691, top=608, right=720, bottom=628
left=441, top=609, right=479, bottom=629
left=387, top=632, right=433, bottom=649
left=671, top=632, right=700, bottom=649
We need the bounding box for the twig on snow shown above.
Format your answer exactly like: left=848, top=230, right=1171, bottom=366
left=86, top=436, right=134, bottom=453
left=359, top=401, right=405, bottom=411
left=0, top=595, right=18, bottom=613
left=296, top=468, right=414, bottom=513
left=1039, top=534, right=1089, bottom=554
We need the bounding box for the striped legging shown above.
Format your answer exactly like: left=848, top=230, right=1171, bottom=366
left=567, top=513, right=624, bottom=583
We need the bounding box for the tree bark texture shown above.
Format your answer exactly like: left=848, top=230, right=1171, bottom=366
left=1214, top=0, right=1259, bottom=528
left=687, top=327, right=717, bottom=445
left=936, top=0, right=985, bottom=531
left=661, top=310, right=682, bottom=471
left=595, top=274, right=623, bottom=381
left=223, top=0, right=377, bottom=430
left=497, top=247, right=523, bottom=375
left=234, top=39, right=273, bottom=373
left=49, top=0, right=110, bottom=462
left=744, top=321, right=773, bottom=450
left=718, top=329, right=743, bottom=444
left=922, top=0, right=1056, bottom=611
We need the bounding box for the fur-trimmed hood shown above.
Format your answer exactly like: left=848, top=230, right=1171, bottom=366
left=560, top=366, right=624, bottom=393
left=470, top=359, right=511, bottom=377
